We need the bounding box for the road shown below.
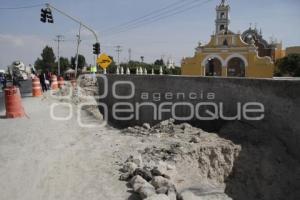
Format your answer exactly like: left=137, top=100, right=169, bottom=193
left=0, top=79, right=32, bottom=112
left=0, top=88, right=141, bottom=200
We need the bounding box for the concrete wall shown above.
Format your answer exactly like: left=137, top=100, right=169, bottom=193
left=97, top=75, right=300, bottom=159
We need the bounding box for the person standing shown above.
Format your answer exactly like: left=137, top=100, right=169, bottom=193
left=12, top=76, right=21, bottom=88
left=39, top=73, right=47, bottom=92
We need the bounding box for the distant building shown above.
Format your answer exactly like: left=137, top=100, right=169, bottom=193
left=181, top=0, right=282, bottom=78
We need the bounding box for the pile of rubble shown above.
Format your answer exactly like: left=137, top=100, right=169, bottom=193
left=120, top=119, right=241, bottom=200
left=53, top=76, right=103, bottom=120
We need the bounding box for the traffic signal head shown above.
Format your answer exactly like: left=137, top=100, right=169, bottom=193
left=40, top=8, right=54, bottom=23
left=46, top=8, right=54, bottom=23
left=93, top=42, right=100, bottom=55
left=40, top=9, right=47, bottom=23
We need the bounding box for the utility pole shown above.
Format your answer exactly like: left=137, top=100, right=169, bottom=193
left=75, top=24, right=82, bottom=77
left=128, top=48, right=132, bottom=62
left=54, top=35, right=64, bottom=75
left=44, top=3, right=99, bottom=76
left=115, top=45, right=122, bottom=66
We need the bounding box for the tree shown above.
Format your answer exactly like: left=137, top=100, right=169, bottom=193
left=71, top=54, right=86, bottom=70
left=34, top=46, right=56, bottom=72
left=57, top=57, right=70, bottom=74
left=154, top=59, right=164, bottom=66
left=275, top=54, right=300, bottom=77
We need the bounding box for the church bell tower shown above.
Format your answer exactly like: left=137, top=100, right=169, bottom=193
left=215, top=0, right=230, bottom=34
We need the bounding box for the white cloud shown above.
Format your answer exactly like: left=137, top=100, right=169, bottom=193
left=0, top=34, right=48, bottom=68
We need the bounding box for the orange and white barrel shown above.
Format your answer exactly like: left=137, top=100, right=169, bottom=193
left=4, top=86, right=25, bottom=118
left=32, top=77, right=42, bottom=97
left=51, top=75, right=58, bottom=90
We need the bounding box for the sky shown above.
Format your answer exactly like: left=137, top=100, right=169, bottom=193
left=0, top=0, right=299, bottom=69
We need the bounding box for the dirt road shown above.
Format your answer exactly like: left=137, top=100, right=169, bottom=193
left=0, top=92, right=141, bottom=200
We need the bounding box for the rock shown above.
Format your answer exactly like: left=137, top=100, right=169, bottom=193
left=151, top=168, right=162, bottom=177
left=121, top=162, right=138, bottom=174
left=144, top=194, right=170, bottom=200
left=119, top=172, right=132, bottom=181
left=143, top=123, right=151, bottom=129
left=168, top=186, right=177, bottom=200
left=126, top=154, right=143, bottom=167
left=179, top=190, right=232, bottom=200
left=137, top=185, right=156, bottom=199
left=156, top=186, right=168, bottom=194
left=130, top=175, right=153, bottom=192
left=160, top=120, right=169, bottom=126
left=134, top=168, right=153, bottom=182
left=190, top=136, right=200, bottom=143
left=151, top=176, right=174, bottom=189
left=180, top=123, right=192, bottom=130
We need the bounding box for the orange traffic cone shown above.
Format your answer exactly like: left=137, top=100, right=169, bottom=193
left=58, top=76, right=65, bottom=88
left=5, top=86, right=25, bottom=118
left=51, top=75, right=58, bottom=90
left=32, top=77, right=42, bottom=97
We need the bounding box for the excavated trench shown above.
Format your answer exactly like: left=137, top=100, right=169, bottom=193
left=77, top=76, right=300, bottom=200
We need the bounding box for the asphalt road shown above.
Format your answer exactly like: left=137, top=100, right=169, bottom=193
left=0, top=80, right=32, bottom=112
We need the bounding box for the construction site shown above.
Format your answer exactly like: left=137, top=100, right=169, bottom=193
left=0, top=74, right=299, bottom=200
left=1, top=0, right=300, bottom=200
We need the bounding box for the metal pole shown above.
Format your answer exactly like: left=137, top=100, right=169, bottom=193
left=45, top=3, right=99, bottom=76
left=75, top=24, right=82, bottom=78
left=46, top=3, right=98, bottom=42
left=55, top=35, right=63, bottom=75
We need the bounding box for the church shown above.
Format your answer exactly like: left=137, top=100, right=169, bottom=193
left=181, top=0, right=284, bottom=78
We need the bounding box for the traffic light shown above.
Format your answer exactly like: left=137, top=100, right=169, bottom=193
left=40, top=9, right=47, bottom=23
left=40, top=8, right=54, bottom=23
left=93, top=42, right=100, bottom=55
left=46, top=8, right=54, bottom=23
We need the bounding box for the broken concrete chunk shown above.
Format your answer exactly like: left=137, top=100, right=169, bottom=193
left=134, top=168, right=153, bottom=182
left=121, top=162, right=138, bottom=174
left=151, top=176, right=174, bottom=189
left=137, top=185, right=156, bottom=199
left=143, top=123, right=151, bottom=129
left=119, top=172, right=132, bottom=181
left=130, top=175, right=149, bottom=191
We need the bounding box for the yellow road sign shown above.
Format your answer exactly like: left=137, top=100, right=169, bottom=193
left=97, top=53, right=112, bottom=69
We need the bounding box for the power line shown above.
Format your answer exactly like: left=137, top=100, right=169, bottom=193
left=105, top=0, right=213, bottom=36
left=104, top=0, right=199, bottom=34
left=0, top=4, right=44, bottom=10
left=102, top=0, right=191, bottom=34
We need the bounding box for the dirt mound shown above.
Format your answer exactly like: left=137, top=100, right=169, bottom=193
left=120, top=119, right=241, bottom=199
left=120, top=119, right=300, bottom=200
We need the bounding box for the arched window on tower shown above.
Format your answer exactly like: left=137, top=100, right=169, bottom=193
left=220, top=24, right=225, bottom=31
left=220, top=12, right=225, bottom=19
